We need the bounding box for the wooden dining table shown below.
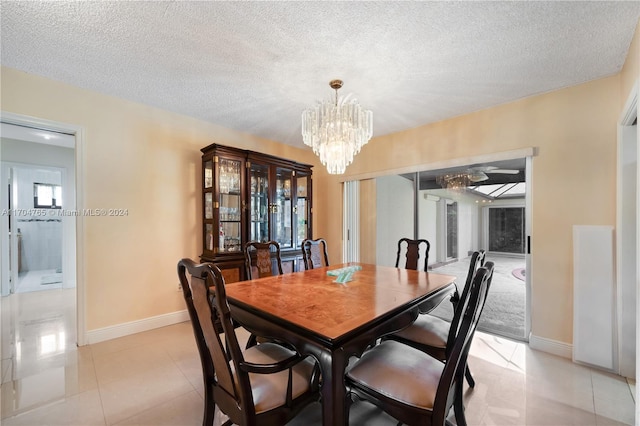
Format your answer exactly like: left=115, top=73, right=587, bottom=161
left=225, top=262, right=457, bottom=426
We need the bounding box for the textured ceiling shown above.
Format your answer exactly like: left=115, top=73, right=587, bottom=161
left=2, top=1, right=639, bottom=149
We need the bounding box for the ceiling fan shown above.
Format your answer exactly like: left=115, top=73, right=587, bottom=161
left=466, top=166, right=520, bottom=183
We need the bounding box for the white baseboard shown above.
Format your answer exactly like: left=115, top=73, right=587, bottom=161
left=86, top=310, right=189, bottom=345
left=528, top=333, right=573, bottom=359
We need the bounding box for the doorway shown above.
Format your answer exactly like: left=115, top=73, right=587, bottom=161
left=4, top=164, right=66, bottom=294
left=375, top=156, right=530, bottom=341
left=0, top=116, right=82, bottom=360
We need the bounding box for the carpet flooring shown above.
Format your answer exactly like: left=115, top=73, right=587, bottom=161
left=429, top=254, right=526, bottom=340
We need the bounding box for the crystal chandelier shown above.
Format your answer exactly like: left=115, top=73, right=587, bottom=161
left=301, top=79, right=373, bottom=174
left=436, top=173, right=471, bottom=192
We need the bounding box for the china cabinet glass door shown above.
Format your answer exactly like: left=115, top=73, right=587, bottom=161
left=296, top=174, right=309, bottom=247
left=273, top=167, right=293, bottom=248
left=204, top=159, right=214, bottom=252
left=249, top=163, right=269, bottom=243
left=218, top=157, right=242, bottom=253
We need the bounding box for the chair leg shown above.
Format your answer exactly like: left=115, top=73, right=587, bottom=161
left=464, top=365, right=475, bottom=388
left=454, top=378, right=467, bottom=426
left=202, top=384, right=216, bottom=426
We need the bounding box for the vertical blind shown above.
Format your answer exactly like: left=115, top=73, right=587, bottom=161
left=343, top=180, right=359, bottom=262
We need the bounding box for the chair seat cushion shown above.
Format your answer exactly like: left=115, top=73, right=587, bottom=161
left=242, top=342, right=316, bottom=414
left=392, top=313, right=450, bottom=349
left=347, top=340, right=444, bottom=410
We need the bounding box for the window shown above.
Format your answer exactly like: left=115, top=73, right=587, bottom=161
left=469, top=182, right=526, bottom=199
left=34, top=183, right=62, bottom=209
left=446, top=200, right=458, bottom=259
left=488, top=207, right=525, bottom=254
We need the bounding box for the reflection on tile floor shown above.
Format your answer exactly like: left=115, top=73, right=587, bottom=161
left=1, top=288, right=636, bottom=425
left=16, top=269, right=64, bottom=293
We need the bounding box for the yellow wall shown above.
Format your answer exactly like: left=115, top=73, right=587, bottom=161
left=0, top=66, right=321, bottom=331
left=331, top=75, right=620, bottom=344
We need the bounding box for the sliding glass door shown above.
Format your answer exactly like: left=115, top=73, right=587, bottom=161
left=372, top=158, right=530, bottom=342
left=445, top=200, right=458, bottom=260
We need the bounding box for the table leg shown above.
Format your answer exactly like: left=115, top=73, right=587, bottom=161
left=317, top=347, right=349, bottom=426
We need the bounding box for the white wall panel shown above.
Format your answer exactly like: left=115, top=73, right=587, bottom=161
left=573, top=225, right=615, bottom=371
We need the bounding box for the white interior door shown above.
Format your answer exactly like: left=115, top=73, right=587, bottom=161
left=8, top=167, right=18, bottom=293
left=0, top=164, right=16, bottom=295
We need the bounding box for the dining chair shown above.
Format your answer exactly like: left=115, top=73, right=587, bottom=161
left=301, top=238, right=329, bottom=270
left=244, top=240, right=283, bottom=280
left=177, top=258, right=321, bottom=426
left=395, top=238, right=430, bottom=271
left=244, top=241, right=291, bottom=348
left=387, top=250, right=486, bottom=388
left=345, top=263, right=494, bottom=426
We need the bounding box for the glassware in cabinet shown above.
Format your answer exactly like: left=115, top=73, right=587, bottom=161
left=217, top=157, right=242, bottom=253
left=296, top=174, right=309, bottom=246
left=204, top=160, right=213, bottom=188
left=273, top=167, right=293, bottom=248
left=249, top=162, right=269, bottom=243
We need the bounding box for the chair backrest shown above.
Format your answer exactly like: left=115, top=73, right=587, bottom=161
left=177, top=258, right=255, bottom=423
left=301, top=238, right=329, bottom=270
left=445, top=250, right=487, bottom=356
left=394, top=238, right=431, bottom=271
left=432, top=262, right=494, bottom=425
left=244, top=240, right=283, bottom=280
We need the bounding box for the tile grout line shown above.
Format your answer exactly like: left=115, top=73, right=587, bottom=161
left=590, top=370, right=598, bottom=424
left=625, top=377, right=636, bottom=403
left=89, top=344, right=109, bottom=426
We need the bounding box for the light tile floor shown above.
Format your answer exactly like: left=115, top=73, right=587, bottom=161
left=15, top=269, right=63, bottom=293
left=1, top=288, right=636, bottom=425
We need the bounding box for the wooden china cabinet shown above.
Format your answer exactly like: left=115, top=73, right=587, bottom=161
left=200, top=144, right=312, bottom=283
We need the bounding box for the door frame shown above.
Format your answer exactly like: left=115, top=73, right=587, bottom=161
left=616, top=79, right=638, bottom=379
left=354, top=148, right=534, bottom=341
left=0, top=111, right=87, bottom=346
